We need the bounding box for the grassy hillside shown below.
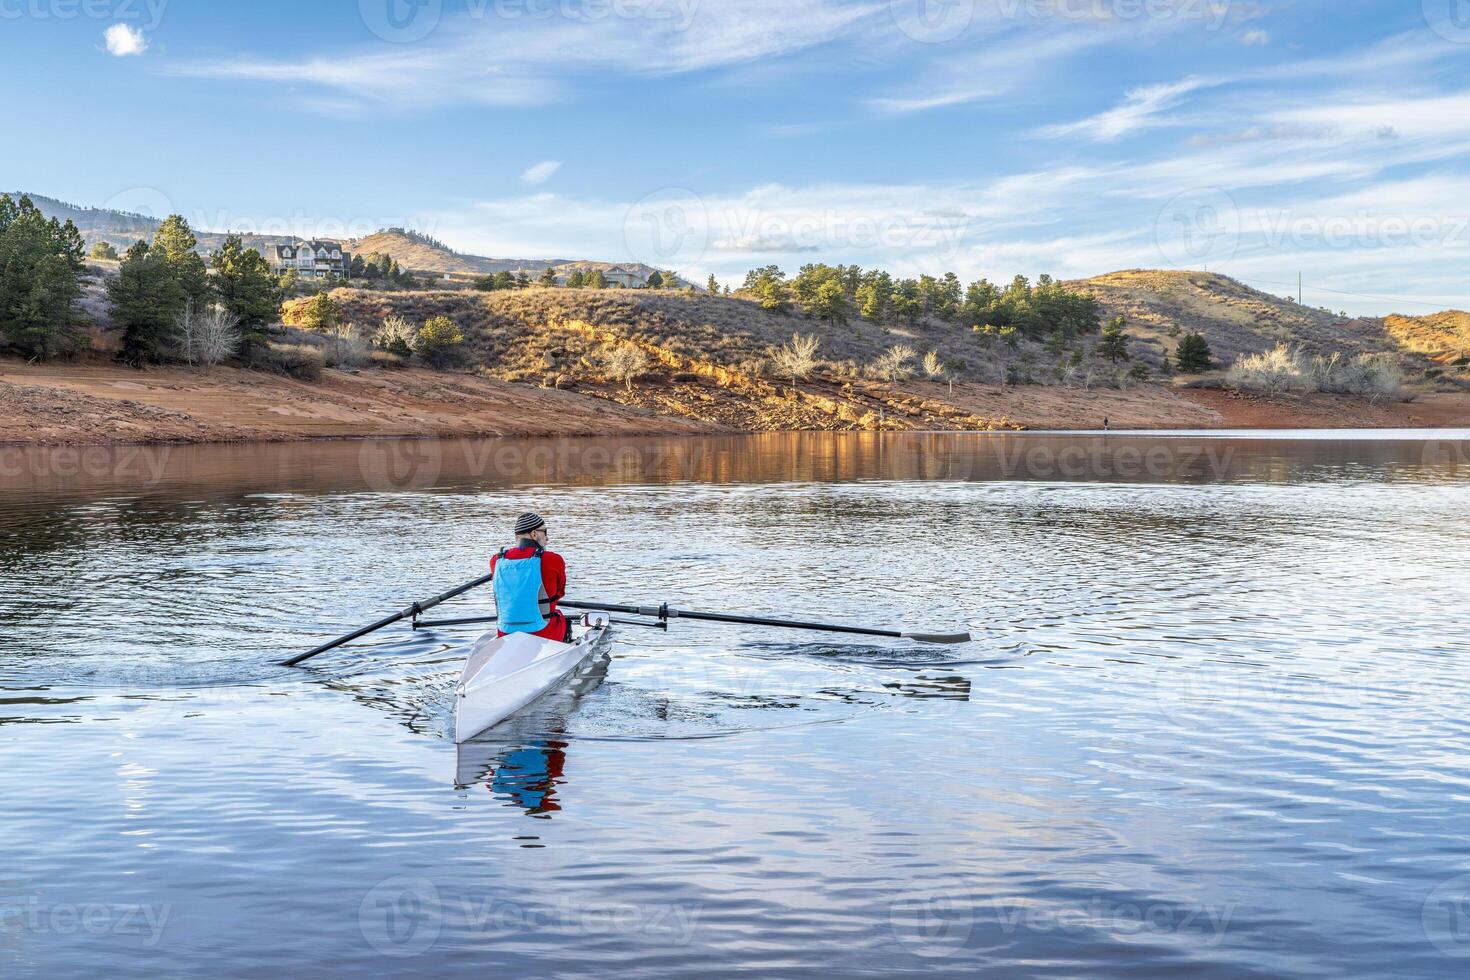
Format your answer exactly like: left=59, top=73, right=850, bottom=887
left=347, top=229, right=676, bottom=284
left=328, top=285, right=999, bottom=380
left=1066, top=270, right=1404, bottom=367
left=1383, top=311, right=1470, bottom=372
left=320, top=286, right=1026, bottom=430
left=18, top=193, right=670, bottom=281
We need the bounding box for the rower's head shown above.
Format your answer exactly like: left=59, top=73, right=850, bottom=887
left=514, top=511, right=548, bottom=547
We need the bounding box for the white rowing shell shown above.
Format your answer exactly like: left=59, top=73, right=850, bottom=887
left=454, top=616, right=613, bottom=743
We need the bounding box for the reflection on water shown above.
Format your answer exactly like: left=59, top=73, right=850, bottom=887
left=3, top=431, right=1470, bottom=979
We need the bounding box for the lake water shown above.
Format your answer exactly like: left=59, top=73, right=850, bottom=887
left=3, top=431, right=1470, bottom=978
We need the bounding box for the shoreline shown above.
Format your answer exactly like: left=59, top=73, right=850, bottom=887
left=3, top=356, right=1468, bottom=449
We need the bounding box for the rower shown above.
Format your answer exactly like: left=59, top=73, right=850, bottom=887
left=491, top=512, right=571, bottom=642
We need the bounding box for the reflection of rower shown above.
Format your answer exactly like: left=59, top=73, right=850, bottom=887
left=488, top=739, right=567, bottom=814
left=453, top=649, right=613, bottom=809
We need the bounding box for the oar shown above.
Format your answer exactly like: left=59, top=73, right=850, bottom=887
left=281, top=572, right=495, bottom=667
left=558, top=600, right=971, bottom=644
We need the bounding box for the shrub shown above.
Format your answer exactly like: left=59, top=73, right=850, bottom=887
left=599, top=343, right=650, bottom=390
left=771, top=332, right=821, bottom=385
left=176, top=301, right=241, bottom=366
left=870, top=344, right=916, bottom=381
left=374, top=315, right=418, bottom=357
left=417, top=315, right=465, bottom=368
left=370, top=349, right=405, bottom=369
left=260, top=342, right=324, bottom=380
left=283, top=292, right=343, bottom=332
left=324, top=323, right=371, bottom=368
left=1227, top=345, right=1299, bottom=395
left=1228, top=345, right=1403, bottom=401
left=922, top=350, right=945, bottom=380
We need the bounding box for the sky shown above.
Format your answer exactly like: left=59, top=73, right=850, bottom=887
left=3, top=0, right=1470, bottom=314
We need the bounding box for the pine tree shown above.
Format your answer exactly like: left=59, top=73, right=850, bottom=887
left=211, top=235, right=279, bottom=352
left=645, top=270, right=664, bottom=289
left=566, top=269, right=585, bottom=289
left=0, top=194, right=85, bottom=358
left=539, top=267, right=558, bottom=286
left=150, top=215, right=212, bottom=307
left=584, top=269, right=607, bottom=289
left=707, top=274, right=720, bottom=295
left=1096, top=315, right=1130, bottom=363
left=109, top=240, right=185, bottom=365
left=298, top=293, right=343, bottom=333
left=1175, top=332, right=1213, bottom=373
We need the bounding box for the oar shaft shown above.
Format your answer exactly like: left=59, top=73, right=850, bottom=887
left=559, top=600, right=905, bottom=639
left=282, top=571, right=495, bottom=667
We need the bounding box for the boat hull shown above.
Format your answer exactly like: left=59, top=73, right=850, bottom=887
left=454, top=618, right=612, bottom=743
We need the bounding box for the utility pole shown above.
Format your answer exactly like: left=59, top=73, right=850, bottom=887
left=1298, top=272, right=1302, bottom=305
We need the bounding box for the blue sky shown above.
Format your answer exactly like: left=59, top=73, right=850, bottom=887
left=3, top=0, right=1470, bottom=313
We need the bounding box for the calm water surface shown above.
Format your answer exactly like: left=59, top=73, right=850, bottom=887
left=3, top=431, right=1470, bottom=978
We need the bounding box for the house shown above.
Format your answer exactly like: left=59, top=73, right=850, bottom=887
left=272, top=241, right=351, bottom=279
left=602, top=266, right=645, bottom=288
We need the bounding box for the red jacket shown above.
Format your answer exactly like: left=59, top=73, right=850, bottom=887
left=491, top=545, right=567, bottom=638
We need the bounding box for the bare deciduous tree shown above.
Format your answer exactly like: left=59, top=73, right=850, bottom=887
left=771, top=332, right=821, bottom=386
left=871, top=344, right=916, bottom=382
left=325, top=323, right=371, bottom=368
left=600, top=344, right=649, bottom=391
left=374, top=315, right=418, bottom=356
left=177, top=301, right=240, bottom=367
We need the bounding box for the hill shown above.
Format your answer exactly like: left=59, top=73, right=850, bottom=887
left=346, top=229, right=561, bottom=276
left=346, top=229, right=677, bottom=284
left=16, top=192, right=674, bottom=283
left=1064, top=270, right=1407, bottom=369
left=17, top=192, right=285, bottom=256
left=1383, top=311, right=1470, bottom=370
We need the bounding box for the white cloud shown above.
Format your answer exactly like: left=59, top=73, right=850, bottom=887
left=869, top=30, right=1105, bottom=115
left=104, top=23, right=148, bottom=57
left=520, top=161, right=563, bottom=185
left=1241, top=30, right=1270, bottom=45
left=1037, top=77, right=1211, bottom=142
left=168, top=0, right=885, bottom=110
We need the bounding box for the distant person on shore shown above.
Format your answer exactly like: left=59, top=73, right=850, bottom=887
left=1103, top=417, right=1110, bottom=431
left=491, top=512, right=571, bottom=642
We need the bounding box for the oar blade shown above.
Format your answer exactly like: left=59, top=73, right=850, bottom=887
left=902, top=631, right=973, bottom=645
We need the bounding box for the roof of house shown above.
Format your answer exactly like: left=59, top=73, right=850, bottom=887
left=275, top=241, right=347, bottom=259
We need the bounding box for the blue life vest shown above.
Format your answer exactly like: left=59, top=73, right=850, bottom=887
left=494, top=547, right=549, bottom=634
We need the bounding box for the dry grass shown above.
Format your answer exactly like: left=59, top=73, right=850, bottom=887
left=1065, top=269, right=1408, bottom=368
left=323, top=285, right=1039, bottom=384
left=1383, top=311, right=1470, bottom=370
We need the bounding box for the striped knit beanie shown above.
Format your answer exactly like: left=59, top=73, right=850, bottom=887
left=514, top=512, right=546, bottom=536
